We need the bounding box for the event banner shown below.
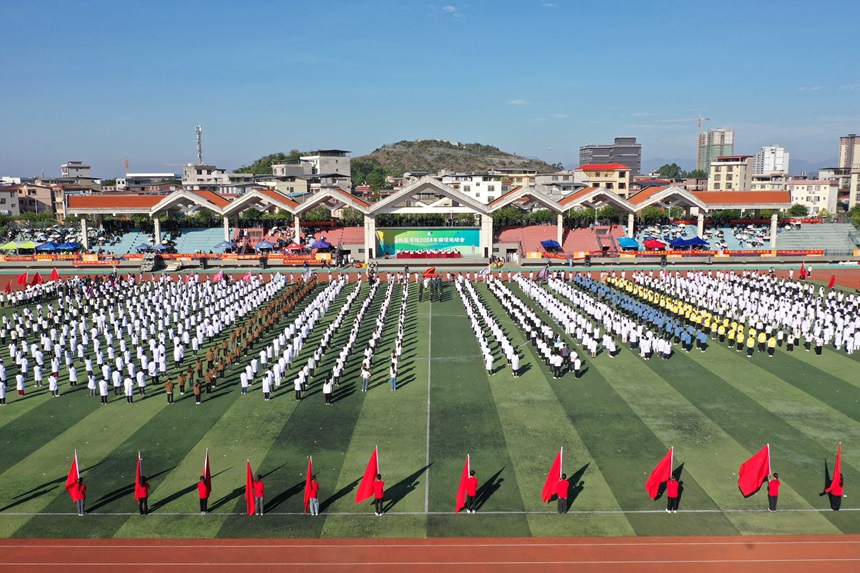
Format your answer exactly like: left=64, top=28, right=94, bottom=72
left=376, top=228, right=480, bottom=255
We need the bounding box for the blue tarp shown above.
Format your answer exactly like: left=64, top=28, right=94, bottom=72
left=213, top=241, right=235, bottom=249
left=617, top=237, right=639, bottom=250
left=57, top=242, right=82, bottom=250
left=540, top=239, right=561, bottom=249
left=255, top=240, right=275, bottom=249
left=668, top=236, right=708, bottom=249
left=310, top=239, right=331, bottom=249
left=36, top=242, right=62, bottom=251
left=135, top=243, right=153, bottom=251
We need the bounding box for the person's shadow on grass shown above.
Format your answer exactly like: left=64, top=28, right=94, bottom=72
left=475, top=466, right=505, bottom=511
left=149, top=468, right=230, bottom=512
left=320, top=477, right=361, bottom=512
left=568, top=462, right=589, bottom=506
left=88, top=466, right=174, bottom=512
left=265, top=479, right=305, bottom=512
left=382, top=464, right=431, bottom=513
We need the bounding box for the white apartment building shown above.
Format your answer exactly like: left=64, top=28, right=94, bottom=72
left=753, top=145, right=790, bottom=174
left=441, top=174, right=511, bottom=203
left=572, top=163, right=631, bottom=198
left=750, top=172, right=789, bottom=191
left=708, top=156, right=753, bottom=191
left=787, top=179, right=838, bottom=214
left=182, top=164, right=230, bottom=189
left=61, top=161, right=91, bottom=178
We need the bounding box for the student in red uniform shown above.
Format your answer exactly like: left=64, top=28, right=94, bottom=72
left=135, top=476, right=150, bottom=515
left=373, top=474, right=385, bottom=516
left=198, top=476, right=209, bottom=514
left=666, top=475, right=680, bottom=513
left=767, top=473, right=780, bottom=512
left=556, top=473, right=571, bottom=513
left=73, top=477, right=87, bottom=516
left=465, top=470, right=479, bottom=513
left=308, top=475, right=320, bottom=516
left=825, top=473, right=844, bottom=511
left=254, top=475, right=265, bottom=515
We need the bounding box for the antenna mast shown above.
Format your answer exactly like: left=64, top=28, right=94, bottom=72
left=196, top=125, right=203, bottom=165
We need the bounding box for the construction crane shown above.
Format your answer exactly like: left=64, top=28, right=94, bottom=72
left=657, top=115, right=710, bottom=171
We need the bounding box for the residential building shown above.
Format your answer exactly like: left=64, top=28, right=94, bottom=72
left=182, top=164, right=230, bottom=190
left=6, top=183, right=54, bottom=214
left=60, top=161, right=91, bottom=178
left=838, top=134, right=860, bottom=208
left=708, top=155, right=753, bottom=191
left=535, top=170, right=586, bottom=199
left=0, top=187, right=20, bottom=216
left=750, top=172, right=789, bottom=191
left=573, top=163, right=631, bottom=198
left=752, top=145, right=790, bottom=174
left=697, top=128, right=734, bottom=172
left=787, top=179, right=839, bottom=214
left=579, top=137, right=642, bottom=177
left=117, top=173, right=179, bottom=192
left=441, top=174, right=512, bottom=203
left=300, top=150, right=351, bottom=179
left=487, top=168, right=537, bottom=189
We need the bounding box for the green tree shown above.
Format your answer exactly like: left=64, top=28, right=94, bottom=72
left=639, top=206, right=665, bottom=225
left=304, top=206, right=331, bottom=222
left=493, top=206, right=525, bottom=228
left=687, top=169, right=708, bottom=179
left=656, top=163, right=684, bottom=179
left=787, top=203, right=810, bottom=217
left=235, top=150, right=304, bottom=174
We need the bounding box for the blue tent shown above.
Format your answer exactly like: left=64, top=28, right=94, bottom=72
left=213, top=241, right=235, bottom=249
left=310, top=239, right=331, bottom=249
left=617, top=237, right=639, bottom=250
left=57, top=242, right=82, bottom=250
left=136, top=243, right=153, bottom=251
left=540, top=239, right=561, bottom=249
left=152, top=243, right=169, bottom=251
left=255, top=240, right=275, bottom=250
left=36, top=241, right=62, bottom=251
left=686, top=236, right=709, bottom=248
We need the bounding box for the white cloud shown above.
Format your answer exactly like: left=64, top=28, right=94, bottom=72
left=442, top=5, right=457, bottom=12
left=796, top=86, right=823, bottom=91
left=840, top=83, right=860, bottom=91
left=551, top=113, right=568, bottom=118
left=542, top=2, right=558, bottom=7
left=510, top=99, right=528, bottom=105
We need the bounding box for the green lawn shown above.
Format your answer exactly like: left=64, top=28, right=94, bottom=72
left=0, top=275, right=857, bottom=538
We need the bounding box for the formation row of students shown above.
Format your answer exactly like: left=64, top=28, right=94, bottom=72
left=454, top=275, right=514, bottom=376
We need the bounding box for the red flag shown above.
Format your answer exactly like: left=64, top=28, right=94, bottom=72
left=245, top=461, right=255, bottom=516
left=828, top=274, right=836, bottom=289
left=738, top=444, right=771, bottom=497
left=242, top=271, right=252, bottom=283
left=355, top=447, right=379, bottom=504
left=4, top=280, right=10, bottom=294
left=455, top=454, right=470, bottom=512
left=799, top=262, right=806, bottom=279
left=826, top=443, right=843, bottom=494
left=212, top=270, right=224, bottom=283
left=30, top=272, right=43, bottom=286
left=65, top=450, right=80, bottom=501
left=17, top=272, right=27, bottom=286
left=134, top=452, right=143, bottom=502
left=541, top=448, right=563, bottom=503
left=202, top=449, right=212, bottom=498
left=185, top=273, right=193, bottom=284
left=303, top=457, right=314, bottom=514
left=50, top=268, right=60, bottom=281
left=645, top=447, right=673, bottom=499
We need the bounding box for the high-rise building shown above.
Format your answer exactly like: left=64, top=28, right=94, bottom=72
left=839, top=134, right=860, bottom=169
left=697, top=128, right=734, bottom=172
left=579, top=137, right=641, bottom=177
left=752, top=145, right=790, bottom=174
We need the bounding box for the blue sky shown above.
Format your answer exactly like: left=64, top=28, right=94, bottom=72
left=2, top=0, right=858, bottom=177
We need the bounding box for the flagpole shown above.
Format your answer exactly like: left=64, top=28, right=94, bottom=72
left=376, top=446, right=379, bottom=475
left=766, top=443, right=771, bottom=476
left=560, top=447, right=563, bottom=476
left=670, top=447, right=673, bottom=476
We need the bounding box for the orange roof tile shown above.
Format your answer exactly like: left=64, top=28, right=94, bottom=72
left=192, top=190, right=230, bottom=208
left=332, top=188, right=369, bottom=208
left=259, top=188, right=299, bottom=208
left=68, top=195, right=163, bottom=209
left=627, top=186, right=670, bottom=205
left=692, top=191, right=791, bottom=205
left=557, top=187, right=599, bottom=206
left=575, top=163, right=630, bottom=171
left=488, top=187, right=523, bottom=207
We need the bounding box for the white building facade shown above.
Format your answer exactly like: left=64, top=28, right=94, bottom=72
left=753, top=145, right=790, bottom=174
left=787, top=179, right=838, bottom=214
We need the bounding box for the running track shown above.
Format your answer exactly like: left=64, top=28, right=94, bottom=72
left=1, top=536, right=859, bottom=572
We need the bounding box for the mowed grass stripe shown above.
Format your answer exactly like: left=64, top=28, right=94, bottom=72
left=426, top=290, right=532, bottom=538
left=691, top=343, right=860, bottom=533
left=319, top=283, right=428, bottom=537
left=506, top=282, right=736, bottom=536
left=0, top=387, right=172, bottom=537
left=0, top=362, right=94, bottom=434
left=212, top=282, right=366, bottom=538
left=648, top=347, right=840, bottom=533
left=474, top=284, right=636, bottom=537
left=785, top=345, right=860, bottom=388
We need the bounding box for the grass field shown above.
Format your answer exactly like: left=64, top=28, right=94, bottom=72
left=0, top=272, right=858, bottom=539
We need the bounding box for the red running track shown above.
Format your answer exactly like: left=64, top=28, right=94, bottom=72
left=1, top=536, right=859, bottom=573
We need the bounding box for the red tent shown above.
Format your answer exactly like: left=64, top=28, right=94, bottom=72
left=643, top=239, right=666, bottom=250
left=284, top=243, right=304, bottom=251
